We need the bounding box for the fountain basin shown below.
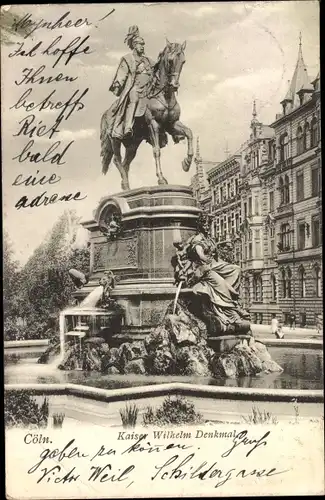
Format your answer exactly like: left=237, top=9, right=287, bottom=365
left=4, top=381, right=323, bottom=428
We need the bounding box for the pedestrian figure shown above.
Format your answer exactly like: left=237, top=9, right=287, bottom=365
left=271, top=313, right=279, bottom=338
left=276, top=322, right=284, bottom=339
left=316, top=314, right=323, bottom=335
left=289, top=313, right=296, bottom=330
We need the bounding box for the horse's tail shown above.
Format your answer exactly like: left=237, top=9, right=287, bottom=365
left=100, top=110, right=113, bottom=175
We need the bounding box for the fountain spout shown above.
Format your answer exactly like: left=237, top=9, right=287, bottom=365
left=80, top=285, right=104, bottom=307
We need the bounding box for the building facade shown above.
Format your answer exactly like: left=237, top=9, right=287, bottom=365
left=191, top=39, right=321, bottom=327
left=239, top=103, right=275, bottom=321
left=260, top=41, right=321, bottom=327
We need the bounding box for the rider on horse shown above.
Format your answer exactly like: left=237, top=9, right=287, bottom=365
left=109, top=26, right=155, bottom=139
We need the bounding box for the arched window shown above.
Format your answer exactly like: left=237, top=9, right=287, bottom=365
left=281, top=269, right=287, bottom=298
left=311, top=117, right=318, bottom=148
left=284, top=175, right=290, bottom=204
left=313, top=265, right=322, bottom=297
left=271, top=274, right=277, bottom=301
left=280, top=133, right=289, bottom=161
left=296, top=126, right=304, bottom=155
left=279, top=176, right=284, bottom=204
left=287, top=268, right=292, bottom=298
left=299, top=267, right=306, bottom=298
left=303, top=122, right=309, bottom=151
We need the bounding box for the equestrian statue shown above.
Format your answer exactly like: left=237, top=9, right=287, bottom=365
left=100, top=25, right=193, bottom=190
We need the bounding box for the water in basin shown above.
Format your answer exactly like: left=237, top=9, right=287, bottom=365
left=4, top=347, right=323, bottom=390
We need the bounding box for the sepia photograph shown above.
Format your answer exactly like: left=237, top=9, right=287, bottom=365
left=2, top=2, right=323, bottom=498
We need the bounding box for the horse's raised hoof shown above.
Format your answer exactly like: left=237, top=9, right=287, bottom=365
left=158, top=177, right=168, bottom=185
left=182, top=156, right=192, bottom=172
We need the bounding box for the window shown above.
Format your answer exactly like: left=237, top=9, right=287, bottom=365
left=255, top=229, right=261, bottom=258
left=235, top=213, right=239, bottom=232
left=299, top=267, right=306, bottom=298
left=235, top=178, right=239, bottom=195
left=253, top=275, right=263, bottom=302
left=297, top=221, right=306, bottom=250
left=270, top=239, right=275, bottom=258
left=248, top=197, right=252, bottom=216
left=312, top=216, right=321, bottom=247
left=245, top=277, right=250, bottom=303
left=311, top=165, right=321, bottom=197
left=254, top=196, right=260, bottom=215
left=269, top=191, right=274, bottom=212
left=279, top=223, right=291, bottom=251
left=303, top=122, right=309, bottom=150
left=287, top=268, right=292, bottom=298
left=296, top=126, right=304, bottom=155
left=244, top=202, right=247, bottom=218
left=279, top=177, right=284, bottom=204
left=279, top=133, right=289, bottom=161
left=271, top=274, right=277, bottom=301
left=284, top=175, right=290, bottom=204
left=248, top=242, right=253, bottom=259
left=313, top=265, right=321, bottom=297
left=296, top=171, right=304, bottom=202
left=311, top=117, right=318, bottom=148
left=281, top=269, right=287, bottom=298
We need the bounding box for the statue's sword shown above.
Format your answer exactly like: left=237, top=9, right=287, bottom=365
left=173, top=280, right=183, bottom=315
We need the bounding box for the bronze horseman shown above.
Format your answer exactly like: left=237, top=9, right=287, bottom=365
left=100, top=26, right=194, bottom=190
left=109, top=25, right=155, bottom=139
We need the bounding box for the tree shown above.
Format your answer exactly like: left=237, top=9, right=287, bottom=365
left=3, top=231, right=20, bottom=319
left=18, top=210, right=90, bottom=338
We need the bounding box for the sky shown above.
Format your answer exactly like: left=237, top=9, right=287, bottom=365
left=1, top=1, right=320, bottom=264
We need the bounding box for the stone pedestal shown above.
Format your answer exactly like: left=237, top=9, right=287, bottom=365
left=75, top=185, right=201, bottom=341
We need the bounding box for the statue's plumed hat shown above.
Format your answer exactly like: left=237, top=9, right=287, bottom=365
left=124, top=25, right=144, bottom=49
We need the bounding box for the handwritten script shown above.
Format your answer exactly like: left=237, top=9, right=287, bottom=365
left=8, top=8, right=115, bottom=209
left=25, top=431, right=289, bottom=490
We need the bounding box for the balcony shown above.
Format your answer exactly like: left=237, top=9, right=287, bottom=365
left=276, top=158, right=292, bottom=172
left=241, top=259, right=264, bottom=271
left=275, top=202, right=293, bottom=218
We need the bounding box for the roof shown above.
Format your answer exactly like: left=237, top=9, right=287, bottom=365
left=281, top=38, right=310, bottom=109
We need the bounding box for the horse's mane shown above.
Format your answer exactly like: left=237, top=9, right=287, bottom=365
left=153, top=43, right=184, bottom=75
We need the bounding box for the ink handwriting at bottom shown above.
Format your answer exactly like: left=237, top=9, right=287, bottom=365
left=222, top=430, right=271, bottom=458
left=122, top=435, right=193, bottom=454
left=151, top=454, right=289, bottom=488
left=28, top=439, right=86, bottom=483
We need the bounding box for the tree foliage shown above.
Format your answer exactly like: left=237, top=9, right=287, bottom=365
left=4, top=211, right=90, bottom=340
left=3, top=231, right=20, bottom=318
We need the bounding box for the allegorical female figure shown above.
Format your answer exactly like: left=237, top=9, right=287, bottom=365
left=174, top=232, right=249, bottom=331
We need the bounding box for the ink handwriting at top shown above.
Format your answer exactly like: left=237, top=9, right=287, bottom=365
left=8, top=36, right=93, bottom=68
left=10, top=88, right=89, bottom=122
left=12, top=9, right=115, bottom=39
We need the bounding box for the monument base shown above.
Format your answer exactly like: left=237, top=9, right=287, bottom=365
left=74, top=185, right=201, bottom=340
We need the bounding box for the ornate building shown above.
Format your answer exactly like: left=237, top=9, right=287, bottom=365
left=239, top=103, right=275, bottom=320
left=260, top=37, right=321, bottom=327
left=191, top=36, right=321, bottom=327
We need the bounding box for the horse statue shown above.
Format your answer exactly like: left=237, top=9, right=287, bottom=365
left=100, top=37, right=193, bottom=191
